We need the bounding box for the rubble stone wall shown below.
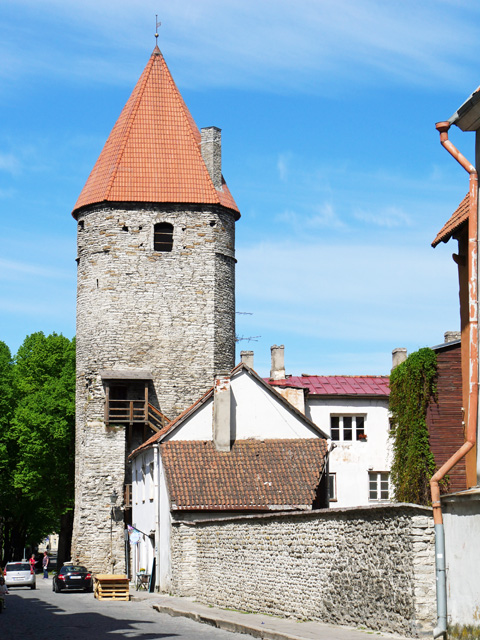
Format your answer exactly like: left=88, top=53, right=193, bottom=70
left=171, top=505, right=435, bottom=638
left=72, top=202, right=236, bottom=573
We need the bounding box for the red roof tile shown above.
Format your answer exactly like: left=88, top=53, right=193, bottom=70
left=161, top=439, right=327, bottom=510
left=73, top=46, right=239, bottom=217
left=432, top=193, right=469, bottom=248
left=267, top=375, right=390, bottom=396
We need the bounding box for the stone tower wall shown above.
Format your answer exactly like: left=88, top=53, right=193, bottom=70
left=72, top=202, right=236, bottom=573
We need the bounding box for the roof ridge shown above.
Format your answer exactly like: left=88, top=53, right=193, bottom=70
left=160, top=52, right=219, bottom=202
left=104, top=50, right=156, bottom=201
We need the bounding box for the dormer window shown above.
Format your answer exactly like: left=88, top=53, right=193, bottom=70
left=154, top=222, right=173, bottom=252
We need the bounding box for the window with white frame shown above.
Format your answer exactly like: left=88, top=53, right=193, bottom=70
left=141, top=462, right=146, bottom=503
left=368, top=471, right=390, bottom=501
left=330, top=415, right=365, bottom=441
left=328, top=473, right=337, bottom=502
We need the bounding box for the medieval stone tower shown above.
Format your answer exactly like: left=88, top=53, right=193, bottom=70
left=71, top=46, right=240, bottom=573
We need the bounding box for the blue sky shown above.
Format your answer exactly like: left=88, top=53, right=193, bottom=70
left=1, top=0, right=479, bottom=377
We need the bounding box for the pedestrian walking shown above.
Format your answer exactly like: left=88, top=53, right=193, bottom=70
left=29, top=554, right=36, bottom=573
left=0, top=577, right=9, bottom=610
left=42, top=552, right=49, bottom=579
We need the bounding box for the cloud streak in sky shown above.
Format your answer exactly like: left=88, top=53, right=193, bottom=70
left=2, top=0, right=480, bottom=93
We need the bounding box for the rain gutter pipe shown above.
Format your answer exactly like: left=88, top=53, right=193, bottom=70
left=154, top=444, right=161, bottom=593
left=432, top=122, right=479, bottom=639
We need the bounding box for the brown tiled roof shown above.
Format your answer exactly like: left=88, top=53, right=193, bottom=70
left=73, top=46, right=239, bottom=217
left=432, top=193, right=469, bottom=247
left=161, top=438, right=328, bottom=510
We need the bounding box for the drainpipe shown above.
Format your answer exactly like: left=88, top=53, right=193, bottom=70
left=431, top=122, right=478, bottom=639
left=154, top=444, right=161, bottom=592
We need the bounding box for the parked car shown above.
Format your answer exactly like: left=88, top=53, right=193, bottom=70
left=52, top=565, right=93, bottom=593
left=4, top=562, right=36, bottom=589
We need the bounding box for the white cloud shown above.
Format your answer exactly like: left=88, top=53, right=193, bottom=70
left=0, top=152, right=20, bottom=175
left=0, top=258, right=72, bottom=281
left=2, top=0, right=480, bottom=92
left=276, top=203, right=346, bottom=233
left=277, top=154, right=289, bottom=182
left=236, top=239, right=458, bottom=338
left=353, top=206, right=412, bottom=228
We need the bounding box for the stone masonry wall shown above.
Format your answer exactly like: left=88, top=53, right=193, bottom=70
left=171, top=505, right=435, bottom=638
left=73, top=201, right=236, bottom=573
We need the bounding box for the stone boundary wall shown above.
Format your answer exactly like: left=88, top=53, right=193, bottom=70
left=171, top=504, right=435, bottom=638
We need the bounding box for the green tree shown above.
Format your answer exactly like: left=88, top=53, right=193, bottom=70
left=389, top=347, right=438, bottom=505
left=0, top=342, right=16, bottom=563
left=0, top=332, right=75, bottom=563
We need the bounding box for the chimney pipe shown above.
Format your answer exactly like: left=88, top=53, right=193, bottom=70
left=391, top=347, right=407, bottom=370
left=444, top=331, right=461, bottom=343
left=213, top=372, right=231, bottom=452
left=240, top=350, right=254, bottom=369
left=201, top=126, right=222, bottom=190
left=270, top=345, right=285, bottom=380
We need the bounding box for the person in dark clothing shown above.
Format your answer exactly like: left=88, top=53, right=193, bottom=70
left=42, top=552, right=49, bottom=579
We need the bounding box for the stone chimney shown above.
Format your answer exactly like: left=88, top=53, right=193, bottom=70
left=392, top=347, right=407, bottom=370
left=201, top=126, right=222, bottom=190
left=444, top=331, right=461, bottom=343
left=213, top=372, right=231, bottom=452
left=275, top=386, right=306, bottom=415
left=240, top=350, right=254, bottom=368
left=270, top=345, right=285, bottom=380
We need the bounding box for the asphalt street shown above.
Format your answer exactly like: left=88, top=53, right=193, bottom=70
left=1, top=577, right=253, bottom=640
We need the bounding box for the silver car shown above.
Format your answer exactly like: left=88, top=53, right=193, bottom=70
left=4, top=562, right=36, bottom=589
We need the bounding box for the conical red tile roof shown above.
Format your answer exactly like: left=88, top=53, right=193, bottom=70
left=72, top=46, right=239, bottom=217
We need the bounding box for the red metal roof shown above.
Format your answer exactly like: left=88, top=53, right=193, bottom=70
left=73, top=46, right=239, bottom=217
left=267, top=375, right=390, bottom=396
left=432, top=193, right=469, bottom=248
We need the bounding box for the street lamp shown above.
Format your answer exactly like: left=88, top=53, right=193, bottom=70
left=109, top=489, right=118, bottom=574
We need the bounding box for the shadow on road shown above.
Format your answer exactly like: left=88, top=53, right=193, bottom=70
left=3, top=588, right=179, bottom=640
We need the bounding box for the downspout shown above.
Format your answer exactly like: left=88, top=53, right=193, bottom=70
left=154, top=444, right=161, bottom=592
left=431, top=122, right=478, bottom=639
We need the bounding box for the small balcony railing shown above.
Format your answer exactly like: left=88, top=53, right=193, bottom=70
left=106, top=399, right=147, bottom=425
left=105, top=400, right=170, bottom=432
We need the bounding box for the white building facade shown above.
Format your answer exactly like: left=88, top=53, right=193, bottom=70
left=264, top=346, right=391, bottom=508
left=130, top=364, right=329, bottom=591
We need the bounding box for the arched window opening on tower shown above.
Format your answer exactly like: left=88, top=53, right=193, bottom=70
left=154, top=222, right=173, bottom=252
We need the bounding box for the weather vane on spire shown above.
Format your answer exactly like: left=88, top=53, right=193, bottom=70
left=155, top=15, right=161, bottom=45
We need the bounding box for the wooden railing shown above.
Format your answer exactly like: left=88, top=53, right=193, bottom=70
left=106, top=400, right=170, bottom=432
left=148, top=403, right=169, bottom=432
left=106, top=399, right=147, bottom=424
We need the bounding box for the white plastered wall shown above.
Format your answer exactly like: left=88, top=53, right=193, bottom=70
left=306, top=397, right=391, bottom=508
left=166, top=369, right=321, bottom=442
left=131, top=450, right=155, bottom=578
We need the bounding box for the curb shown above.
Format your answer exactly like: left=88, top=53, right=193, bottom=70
left=152, top=603, right=306, bottom=640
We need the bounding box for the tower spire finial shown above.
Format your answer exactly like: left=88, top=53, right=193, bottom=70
left=155, top=15, right=161, bottom=45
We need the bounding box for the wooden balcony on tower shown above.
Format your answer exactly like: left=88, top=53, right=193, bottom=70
left=100, top=369, right=169, bottom=433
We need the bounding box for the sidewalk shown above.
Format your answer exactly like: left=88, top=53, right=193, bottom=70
left=130, top=589, right=417, bottom=640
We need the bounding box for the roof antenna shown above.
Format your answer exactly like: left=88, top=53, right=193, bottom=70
left=155, top=15, right=161, bottom=45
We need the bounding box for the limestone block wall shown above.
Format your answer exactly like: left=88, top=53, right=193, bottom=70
left=73, top=201, right=236, bottom=573
left=76, top=202, right=236, bottom=420
left=171, top=505, right=435, bottom=638
left=71, top=420, right=126, bottom=574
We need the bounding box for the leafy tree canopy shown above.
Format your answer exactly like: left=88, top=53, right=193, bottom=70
left=0, top=332, right=75, bottom=562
